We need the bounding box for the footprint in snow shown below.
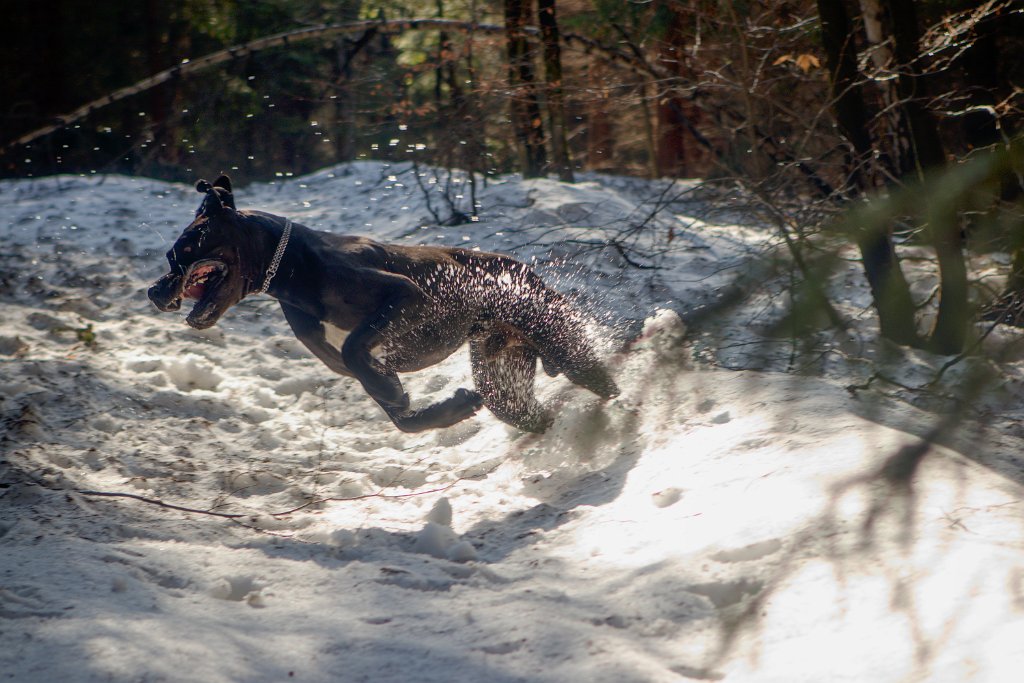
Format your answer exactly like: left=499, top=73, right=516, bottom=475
left=478, top=640, right=525, bottom=655
left=687, top=578, right=764, bottom=609
left=652, top=487, right=683, bottom=508
left=710, top=411, right=731, bottom=424
left=0, top=585, right=65, bottom=619
left=710, top=538, right=783, bottom=563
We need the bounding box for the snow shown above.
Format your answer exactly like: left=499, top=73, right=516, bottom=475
left=3, top=163, right=1024, bottom=682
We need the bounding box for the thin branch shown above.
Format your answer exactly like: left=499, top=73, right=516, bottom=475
left=69, top=460, right=500, bottom=522
left=929, top=316, right=1003, bottom=385
left=76, top=489, right=247, bottom=518
left=609, top=238, right=663, bottom=270
left=3, top=18, right=661, bottom=154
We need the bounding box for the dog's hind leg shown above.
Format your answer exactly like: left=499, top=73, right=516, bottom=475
left=507, top=290, right=619, bottom=400
left=470, top=331, right=553, bottom=433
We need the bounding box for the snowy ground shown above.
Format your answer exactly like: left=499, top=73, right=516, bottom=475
left=3, top=163, right=1024, bottom=682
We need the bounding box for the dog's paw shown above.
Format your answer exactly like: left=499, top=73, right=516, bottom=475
left=427, top=389, right=483, bottom=426
left=453, top=388, right=484, bottom=411
left=389, top=389, right=483, bottom=432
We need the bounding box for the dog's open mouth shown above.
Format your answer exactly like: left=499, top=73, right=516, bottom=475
left=181, top=259, right=228, bottom=328
left=183, top=259, right=225, bottom=300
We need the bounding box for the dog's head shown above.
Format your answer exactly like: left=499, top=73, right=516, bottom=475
left=148, top=175, right=252, bottom=329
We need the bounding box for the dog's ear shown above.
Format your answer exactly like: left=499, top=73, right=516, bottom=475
left=213, top=174, right=232, bottom=193
left=195, top=178, right=225, bottom=214
left=214, top=175, right=234, bottom=193
left=213, top=174, right=236, bottom=210
left=195, top=177, right=237, bottom=213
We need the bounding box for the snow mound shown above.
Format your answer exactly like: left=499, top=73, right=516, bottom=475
left=162, top=354, right=224, bottom=392
left=412, top=498, right=477, bottom=562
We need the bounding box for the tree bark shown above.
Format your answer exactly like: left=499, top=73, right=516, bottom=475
left=537, top=0, right=573, bottom=182
left=504, top=0, right=546, bottom=178
left=654, top=4, right=688, bottom=177
left=585, top=61, right=614, bottom=171
left=958, top=16, right=1001, bottom=152
left=332, top=19, right=375, bottom=162
left=650, top=2, right=711, bottom=178
left=886, top=0, right=965, bottom=353
left=858, top=0, right=905, bottom=181
left=639, top=77, right=658, bottom=179
left=817, top=0, right=921, bottom=347
left=887, top=0, right=947, bottom=177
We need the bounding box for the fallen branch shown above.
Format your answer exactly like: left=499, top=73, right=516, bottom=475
left=3, top=18, right=658, bottom=154
left=70, top=463, right=500, bottom=521
left=76, top=489, right=247, bottom=518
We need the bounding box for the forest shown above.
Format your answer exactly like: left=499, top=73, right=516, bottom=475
left=3, top=2, right=1024, bottom=681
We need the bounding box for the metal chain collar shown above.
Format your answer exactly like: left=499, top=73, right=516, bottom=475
left=258, top=219, right=292, bottom=295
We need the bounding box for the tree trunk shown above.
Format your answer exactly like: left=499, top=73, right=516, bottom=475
left=585, top=61, right=614, bottom=171
left=652, top=2, right=710, bottom=178
left=817, top=0, right=921, bottom=347
left=537, top=0, right=573, bottom=182
left=639, top=77, right=658, bottom=179
left=858, top=0, right=906, bottom=180
left=333, top=21, right=374, bottom=162
left=886, top=0, right=965, bottom=353
left=143, top=1, right=173, bottom=165
left=462, top=15, right=486, bottom=211
left=654, top=4, right=688, bottom=177
left=887, top=0, right=947, bottom=177
left=959, top=15, right=1002, bottom=152
left=504, top=0, right=546, bottom=178
left=928, top=209, right=970, bottom=354
left=435, top=24, right=447, bottom=106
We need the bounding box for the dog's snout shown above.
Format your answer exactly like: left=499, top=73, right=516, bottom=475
left=148, top=277, right=182, bottom=311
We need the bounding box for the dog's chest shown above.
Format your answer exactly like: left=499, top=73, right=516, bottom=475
left=322, top=322, right=350, bottom=350
left=322, top=321, right=387, bottom=361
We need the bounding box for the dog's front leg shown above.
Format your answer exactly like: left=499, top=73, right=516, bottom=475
left=342, top=271, right=482, bottom=432
left=340, top=274, right=419, bottom=412
left=377, top=388, right=484, bottom=432
left=280, top=302, right=353, bottom=378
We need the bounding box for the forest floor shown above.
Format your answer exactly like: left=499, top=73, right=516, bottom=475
left=3, top=163, right=1024, bottom=682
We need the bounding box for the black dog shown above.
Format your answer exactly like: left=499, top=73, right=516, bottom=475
left=148, top=175, right=619, bottom=432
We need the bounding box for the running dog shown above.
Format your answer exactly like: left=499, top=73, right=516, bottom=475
left=148, top=175, right=618, bottom=432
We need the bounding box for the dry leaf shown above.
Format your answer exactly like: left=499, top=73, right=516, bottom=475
left=795, top=54, right=821, bottom=72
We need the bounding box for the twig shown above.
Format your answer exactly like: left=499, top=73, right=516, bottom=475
left=76, top=490, right=247, bottom=518
left=69, top=459, right=501, bottom=522
left=608, top=239, right=662, bottom=270
left=929, top=315, right=1003, bottom=385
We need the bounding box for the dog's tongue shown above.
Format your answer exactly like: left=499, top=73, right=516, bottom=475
left=184, top=282, right=206, bottom=300
left=183, top=264, right=216, bottom=300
